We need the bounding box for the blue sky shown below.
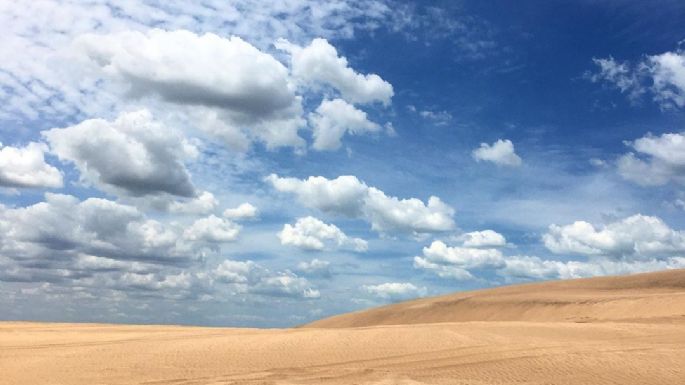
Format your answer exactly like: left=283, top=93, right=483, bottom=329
left=1, top=0, right=685, bottom=327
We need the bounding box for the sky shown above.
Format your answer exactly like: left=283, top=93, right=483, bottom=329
left=1, top=0, right=685, bottom=327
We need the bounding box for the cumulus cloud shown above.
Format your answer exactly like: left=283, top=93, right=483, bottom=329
left=276, top=38, right=394, bottom=105
left=266, top=174, right=455, bottom=234
left=308, top=99, right=381, bottom=151
left=0, top=142, right=63, bottom=188
left=43, top=110, right=198, bottom=197
left=183, top=215, right=241, bottom=243
left=413, top=240, right=504, bottom=280
left=223, top=202, right=259, bottom=220
left=472, top=139, right=522, bottom=167
left=543, top=214, right=685, bottom=260
left=363, top=282, right=426, bottom=301
left=0, top=193, right=205, bottom=267
left=617, top=132, right=685, bottom=186
left=75, top=29, right=305, bottom=150
left=278, top=216, right=367, bottom=252
left=458, top=229, right=506, bottom=248
left=168, top=191, right=219, bottom=215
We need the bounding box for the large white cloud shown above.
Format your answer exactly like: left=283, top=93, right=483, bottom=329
left=543, top=214, right=685, bottom=260
left=43, top=109, right=198, bottom=197
left=276, top=38, right=393, bottom=105
left=0, top=193, right=207, bottom=267
left=266, top=174, right=455, bottom=234
left=472, top=139, right=522, bottom=167
left=278, top=216, right=367, bottom=252
left=0, top=142, right=63, bottom=188
left=308, top=98, right=381, bottom=151
left=74, top=29, right=306, bottom=150
left=618, top=132, right=685, bottom=186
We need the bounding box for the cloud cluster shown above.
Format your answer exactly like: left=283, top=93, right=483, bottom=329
left=213, top=259, right=319, bottom=299
left=472, top=139, right=522, bottom=167
left=543, top=214, right=685, bottom=260
left=618, top=132, right=685, bottom=186
left=415, top=220, right=685, bottom=282
left=0, top=193, right=214, bottom=269
left=279, top=216, right=367, bottom=252
left=0, top=142, right=62, bottom=188
left=43, top=110, right=198, bottom=197
left=0, top=0, right=396, bottom=123
left=266, top=174, right=455, bottom=234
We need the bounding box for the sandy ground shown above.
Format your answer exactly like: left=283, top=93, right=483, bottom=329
left=2, top=270, right=685, bottom=385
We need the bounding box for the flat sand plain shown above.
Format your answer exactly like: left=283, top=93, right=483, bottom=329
left=2, top=269, right=685, bottom=385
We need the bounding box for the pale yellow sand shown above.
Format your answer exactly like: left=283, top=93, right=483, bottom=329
left=2, top=269, right=685, bottom=385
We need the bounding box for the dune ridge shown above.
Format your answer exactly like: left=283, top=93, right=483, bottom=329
left=304, top=268, right=685, bottom=328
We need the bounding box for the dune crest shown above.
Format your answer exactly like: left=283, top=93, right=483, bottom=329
left=305, top=269, right=685, bottom=328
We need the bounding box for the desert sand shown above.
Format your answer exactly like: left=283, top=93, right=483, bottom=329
left=2, top=269, right=685, bottom=385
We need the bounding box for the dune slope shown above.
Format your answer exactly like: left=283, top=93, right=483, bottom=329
left=305, top=269, right=685, bottom=327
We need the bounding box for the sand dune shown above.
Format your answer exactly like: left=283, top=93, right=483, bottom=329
left=305, top=269, right=685, bottom=327
left=2, top=270, right=685, bottom=385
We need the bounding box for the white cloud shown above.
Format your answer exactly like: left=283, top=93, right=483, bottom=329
left=266, top=174, right=455, bottom=234
left=43, top=110, right=198, bottom=197
left=543, top=214, right=685, bottom=260
left=0, top=142, right=63, bottom=188
left=277, top=38, right=393, bottom=105
left=417, top=240, right=505, bottom=269
left=590, top=50, right=685, bottom=109
left=589, top=57, right=643, bottom=100
left=279, top=216, right=367, bottom=252
left=308, top=98, right=381, bottom=151
left=183, top=215, right=241, bottom=243
left=413, top=222, right=685, bottom=282
left=223, top=202, right=259, bottom=220
left=647, top=50, right=685, bottom=108
left=168, top=191, right=219, bottom=215
left=363, top=282, right=426, bottom=301
left=618, top=132, right=685, bottom=186
left=74, top=29, right=306, bottom=150
left=458, top=229, right=506, bottom=248
left=472, top=139, right=522, bottom=167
